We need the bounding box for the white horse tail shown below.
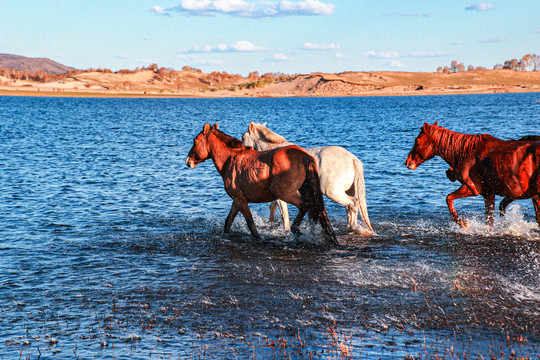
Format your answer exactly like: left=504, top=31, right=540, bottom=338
left=353, top=159, right=374, bottom=233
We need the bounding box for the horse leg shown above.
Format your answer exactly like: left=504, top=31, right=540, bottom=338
left=235, top=201, right=261, bottom=240
left=224, top=202, right=239, bottom=233
left=499, top=197, right=514, bottom=216
left=270, top=200, right=291, bottom=230
left=483, top=193, right=495, bottom=226
left=461, top=165, right=480, bottom=196
left=275, top=192, right=304, bottom=235
left=325, top=189, right=358, bottom=230
left=347, top=205, right=358, bottom=230
left=446, top=185, right=474, bottom=228
left=277, top=200, right=291, bottom=231
left=269, top=175, right=304, bottom=233
left=269, top=201, right=278, bottom=222
left=291, top=207, right=307, bottom=236
left=532, top=196, right=540, bottom=226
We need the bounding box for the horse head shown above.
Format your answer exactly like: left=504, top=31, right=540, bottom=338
left=241, top=122, right=266, bottom=149
left=242, top=122, right=288, bottom=151
left=405, top=121, right=439, bottom=170
left=185, top=123, right=218, bottom=168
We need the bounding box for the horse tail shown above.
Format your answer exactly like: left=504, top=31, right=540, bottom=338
left=300, top=155, right=338, bottom=245
left=353, top=159, right=374, bottom=233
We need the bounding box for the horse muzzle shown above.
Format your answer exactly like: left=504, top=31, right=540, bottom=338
left=405, top=158, right=417, bottom=170
left=185, top=157, right=197, bottom=168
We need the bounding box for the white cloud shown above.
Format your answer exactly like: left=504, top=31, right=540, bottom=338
left=387, top=60, right=404, bottom=68
left=142, top=58, right=157, bottom=65
left=201, top=59, right=225, bottom=66
left=156, top=0, right=335, bottom=18
left=335, top=53, right=350, bottom=59
left=364, top=50, right=399, bottom=58
left=181, top=40, right=269, bottom=53
left=230, top=40, right=268, bottom=51
left=303, top=42, right=340, bottom=50
left=478, top=37, right=505, bottom=43
left=536, top=29, right=540, bottom=34
left=213, top=0, right=256, bottom=13
left=277, top=0, right=335, bottom=16
left=150, top=5, right=172, bottom=16
left=465, top=2, right=494, bottom=11
left=408, top=51, right=447, bottom=58
left=267, top=53, right=292, bottom=61
left=363, top=50, right=446, bottom=61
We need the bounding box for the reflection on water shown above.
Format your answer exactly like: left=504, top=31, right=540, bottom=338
left=0, top=94, right=538, bottom=358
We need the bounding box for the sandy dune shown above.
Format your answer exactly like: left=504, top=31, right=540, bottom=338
left=1, top=69, right=539, bottom=98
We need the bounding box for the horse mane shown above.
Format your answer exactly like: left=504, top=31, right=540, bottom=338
left=253, top=123, right=289, bottom=145
left=426, top=124, right=501, bottom=163
left=212, top=128, right=248, bottom=149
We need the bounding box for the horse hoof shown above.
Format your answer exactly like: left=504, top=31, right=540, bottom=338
left=457, top=218, right=470, bottom=229
left=348, top=226, right=375, bottom=237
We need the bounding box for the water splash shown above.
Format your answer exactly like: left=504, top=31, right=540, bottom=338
left=453, top=205, right=540, bottom=240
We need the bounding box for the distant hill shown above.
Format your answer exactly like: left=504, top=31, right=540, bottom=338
left=0, top=54, right=74, bottom=74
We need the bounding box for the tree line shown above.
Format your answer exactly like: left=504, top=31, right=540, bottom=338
left=437, top=53, right=540, bottom=73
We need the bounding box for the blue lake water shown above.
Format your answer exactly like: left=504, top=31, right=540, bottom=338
left=0, top=93, right=539, bottom=359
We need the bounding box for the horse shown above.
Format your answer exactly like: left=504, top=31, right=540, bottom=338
left=405, top=122, right=540, bottom=228
left=185, top=123, right=338, bottom=245
left=445, top=135, right=540, bottom=218
left=241, top=122, right=373, bottom=234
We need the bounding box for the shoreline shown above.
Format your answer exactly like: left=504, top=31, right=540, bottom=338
left=1, top=87, right=539, bottom=99
left=2, top=70, right=540, bottom=99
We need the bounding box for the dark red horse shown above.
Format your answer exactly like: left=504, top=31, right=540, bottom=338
left=186, top=123, right=337, bottom=245
left=405, top=122, right=540, bottom=227
left=446, top=135, right=540, bottom=218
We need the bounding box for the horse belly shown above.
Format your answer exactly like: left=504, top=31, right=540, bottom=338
left=225, top=161, right=276, bottom=203
left=243, top=183, right=276, bottom=203
left=241, top=170, right=276, bottom=203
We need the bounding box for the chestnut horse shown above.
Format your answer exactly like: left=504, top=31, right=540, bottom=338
left=405, top=122, right=540, bottom=228
left=185, top=123, right=337, bottom=245
left=445, top=135, right=540, bottom=218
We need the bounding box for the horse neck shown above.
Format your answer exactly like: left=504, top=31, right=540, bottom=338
left=430, top=128, right=489, bottom=167
left=254, top=128, right=293, bottom=150
left=256, top=139, right=293, bottom=151
left=207, top=132, right=237, bottom=174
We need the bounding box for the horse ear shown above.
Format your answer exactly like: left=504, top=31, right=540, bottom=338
left=262, top=122, right=267, bottom=126
left=249, top=122, right=256, bottom=132
left=433, top=121, right=439, bottom=126
left=203, top=123, right=211, bottom=134
left=212, top=123, right=219, bottom=130
left=422, top=122, right=430, bottom=132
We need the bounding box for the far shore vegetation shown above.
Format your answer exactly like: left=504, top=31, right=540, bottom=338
left=1, top=53, right=538, bottom=88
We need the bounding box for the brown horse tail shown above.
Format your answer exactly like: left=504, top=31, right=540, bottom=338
left=300, top=155, right=338, bottom=246
left=353, top=159, right=374, bottom=233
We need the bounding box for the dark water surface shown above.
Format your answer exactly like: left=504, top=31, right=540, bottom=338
left=0, top=94, right=539, bottom=359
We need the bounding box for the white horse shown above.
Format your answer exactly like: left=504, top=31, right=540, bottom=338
left=242, top=122, right=374, bottom=234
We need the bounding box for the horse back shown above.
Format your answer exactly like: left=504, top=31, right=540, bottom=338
left=483, top=140, right=540, bottom=197
left=271, top=145, right=314, bottom=171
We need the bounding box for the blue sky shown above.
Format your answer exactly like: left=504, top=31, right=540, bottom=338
left=1, top=1, right=538, bottom=75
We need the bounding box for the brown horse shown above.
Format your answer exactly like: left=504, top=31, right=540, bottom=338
left=405, top=122, right=540, bottom=228
left=446, top=135, right=540, bottom=218
left=185, top=123, right=337, bottom=245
